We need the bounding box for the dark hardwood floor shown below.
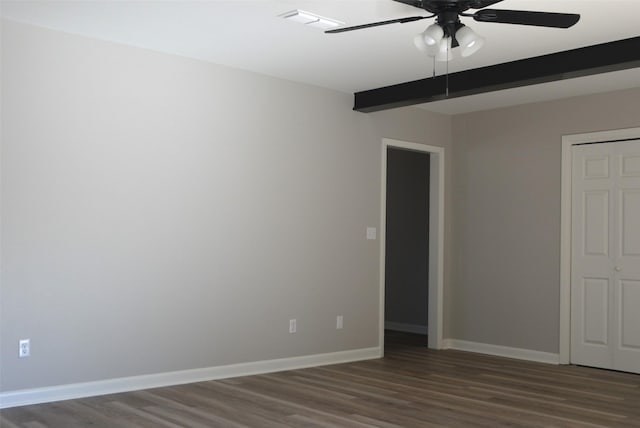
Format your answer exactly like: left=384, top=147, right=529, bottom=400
left=2, top=332, right=640, bottom=427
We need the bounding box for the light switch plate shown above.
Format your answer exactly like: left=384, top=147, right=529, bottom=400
left=366, top=227, right=377, bottom=240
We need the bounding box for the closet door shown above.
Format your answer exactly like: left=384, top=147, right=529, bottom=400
left=571, top=140, right=640, bottom=374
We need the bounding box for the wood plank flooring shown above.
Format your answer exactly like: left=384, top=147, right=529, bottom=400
left=2, top=332, right=640, bottom=427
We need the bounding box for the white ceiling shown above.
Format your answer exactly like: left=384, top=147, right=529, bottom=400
left=2, top=0, right=639, bottom=114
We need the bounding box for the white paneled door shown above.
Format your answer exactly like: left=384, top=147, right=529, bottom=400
left=571, top=140, right=640, bottom=374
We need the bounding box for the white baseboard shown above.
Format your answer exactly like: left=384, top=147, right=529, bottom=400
left=0, top=347, right=381, bottom=409
left=443, top=339, right=560, bottom=364
left=384, top=322, right=428, bottom=335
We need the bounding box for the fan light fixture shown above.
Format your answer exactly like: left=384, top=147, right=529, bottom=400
left=434, top=37, right=452, bottom=62
left=414, top=23, right=484, bottom=61
left=421, top=24, right=444, bottom=47
left=456, top=25, right=485, bottom=57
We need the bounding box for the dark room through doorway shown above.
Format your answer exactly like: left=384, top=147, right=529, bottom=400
left=384, top=147, right=430, bottom=349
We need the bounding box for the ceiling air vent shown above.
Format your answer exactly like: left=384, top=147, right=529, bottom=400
left=280, top=10, right=343, bottom=30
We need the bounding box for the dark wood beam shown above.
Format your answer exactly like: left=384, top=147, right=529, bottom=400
left=354, top=36, right=640, bottom=112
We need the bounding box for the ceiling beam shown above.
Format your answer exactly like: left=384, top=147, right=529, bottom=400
left=354, top=36, right=640, bottom=113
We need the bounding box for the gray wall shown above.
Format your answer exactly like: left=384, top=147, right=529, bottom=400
left=451, top=88, right=640, bottom=353
left=4, top=17, right=637, bottom=395
left=0, top=20, right=453, bottom=392
left=385, top=148, right=429, bottom=328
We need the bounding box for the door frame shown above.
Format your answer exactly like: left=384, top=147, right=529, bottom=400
left=379, top=139, right=445, bottom=353
left=559, top=126, right=640, bottom=364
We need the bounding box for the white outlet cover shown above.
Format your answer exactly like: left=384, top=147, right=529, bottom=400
left=19, top=339, right=30, bottom=358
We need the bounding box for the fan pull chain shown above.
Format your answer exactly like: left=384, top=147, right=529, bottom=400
left=445, top=39, right=449, bottom=97
left=432, top=55, right=436, bottom=79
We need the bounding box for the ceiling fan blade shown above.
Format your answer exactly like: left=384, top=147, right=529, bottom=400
left=325, top=16, right=429, bottom=34
left=468, top=0, right=505, bottom=9
left=474, top=9, right=580, bottom=28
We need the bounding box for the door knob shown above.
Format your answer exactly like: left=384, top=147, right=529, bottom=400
left=615, top=266, right=622, bottom=272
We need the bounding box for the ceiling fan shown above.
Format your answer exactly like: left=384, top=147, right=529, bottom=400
left=326, top=0, right=580, bottom=60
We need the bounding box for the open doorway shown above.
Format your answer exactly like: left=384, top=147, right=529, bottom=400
left=384, top=147, right=430, bottom=348
left=379, top=139, right=444, bottom=355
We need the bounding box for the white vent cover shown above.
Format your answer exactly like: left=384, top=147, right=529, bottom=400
left=280, top=10, right=342, bottom=30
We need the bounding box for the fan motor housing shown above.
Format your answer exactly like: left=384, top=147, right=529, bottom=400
left=422, top=1, right=475, bottom=14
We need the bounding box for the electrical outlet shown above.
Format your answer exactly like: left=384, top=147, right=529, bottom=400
left=336, top=315, right=343, bottom=330
left=19, top=339, right=30, bottom=358
left=289, top=319, right=297, bottom=333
